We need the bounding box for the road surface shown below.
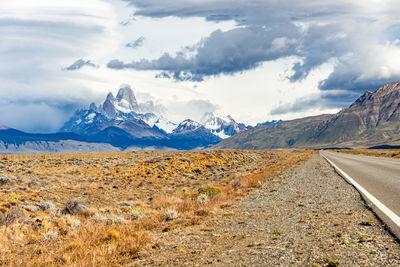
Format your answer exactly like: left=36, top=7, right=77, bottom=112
left=320, top=151, right=400, bottom=217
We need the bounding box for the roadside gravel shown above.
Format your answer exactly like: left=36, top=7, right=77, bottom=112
left=138, top=154, right=400, bottom=266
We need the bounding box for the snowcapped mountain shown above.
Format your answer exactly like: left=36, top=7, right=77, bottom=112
left=200, top=112, right=248, bottom=139
left=173, top=119, right=203, bottom=134
left=60, top=85, right=175, bottom=136
left=170, top=119, right=222, bottom=146
left=100, top=84, right=139, bottom=119
left=60, top=84, right=252, bottom=150
left=0, top=83, right=279, bottom=152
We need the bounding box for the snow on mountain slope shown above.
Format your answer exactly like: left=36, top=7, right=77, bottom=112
left=173, top=119, right=203, bottom=134
left=60, top=85, right=252, bottom=150
left=200, top=112, right=247, bottom=139
left=61, top=85, right=176, bottom=135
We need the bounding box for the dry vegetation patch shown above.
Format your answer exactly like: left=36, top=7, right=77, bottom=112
left=0, top=149, right=314, bottom=266
left=334, top=149, right=400, bottom=158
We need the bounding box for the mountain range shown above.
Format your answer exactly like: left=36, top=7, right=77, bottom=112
left=0, top=85, right=260, bottom=153
left=215, top=82, right=400, bottom=149
left=59, top=84, right=251, bottom=150
left=2, top=82, right=399, bottom=153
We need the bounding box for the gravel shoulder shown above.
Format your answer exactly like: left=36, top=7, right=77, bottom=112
left=138, top=154, right=400, bottom=266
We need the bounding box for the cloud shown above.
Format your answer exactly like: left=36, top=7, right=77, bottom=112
left=270, top=90, right=359, bottom=115
left=108, top=26, right=299, bottom=81
left=0, top=100, right=84, bottom=133
left=126, top=36, right=145, bottom=48
left=0, top=0, right=121, bottom=132
left=64, top=59, right=98, bottom=71
left=115, top=0, right=400, bottom=103
left=135, top=92, right=218, bottom=123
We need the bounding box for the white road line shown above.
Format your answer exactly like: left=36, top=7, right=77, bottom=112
left=321, top=152, right=400, bottom=240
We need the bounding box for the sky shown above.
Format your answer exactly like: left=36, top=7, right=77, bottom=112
left=1, top=0, right=400, bottom=132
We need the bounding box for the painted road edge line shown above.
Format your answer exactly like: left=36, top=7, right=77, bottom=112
left=321, top=152, right=400, bottom=240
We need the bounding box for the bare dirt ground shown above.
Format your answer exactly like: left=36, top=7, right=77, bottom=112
left=138, top=154, right=400, bottom=266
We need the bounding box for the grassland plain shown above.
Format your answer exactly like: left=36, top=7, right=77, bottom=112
left=138, top=154, right=400, bottom=266
left=0, top=149, right=313, bottom=266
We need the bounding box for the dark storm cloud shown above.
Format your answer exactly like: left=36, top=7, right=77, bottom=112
left=113, top=0, right=400, bottom=108
left=270, top=90, right=359, bottom=115
left=109, top=25, right=300, bottom=80
left=64, top=59, right=98, bottom=71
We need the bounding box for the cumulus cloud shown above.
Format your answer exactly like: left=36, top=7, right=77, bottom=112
left=109, top=26, right=299, bottom=81
left=126, top=36, right=145, bottom=48
left=64, top=59, right=98, bottom=71
left=114, top=0, right=400, bottom=103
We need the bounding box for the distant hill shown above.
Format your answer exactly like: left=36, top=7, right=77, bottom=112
left=215, top=82, right=400, bottom=149
left=0, top=128, right=118, bottom=153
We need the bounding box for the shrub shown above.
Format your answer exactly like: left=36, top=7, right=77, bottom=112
left=36, top=201, right=56, bottom=213
left=62, top=200, right=89, bottom=215
left=194, top=193, right=209, bottom=204
left=232, top=180, right=244, bottom=189
left=0, top=206, right=23, bottom=226
left=42, top=231, right=59, bottom=240
left=197, top=186, right=221, bottom=197
left=90, top=214, right=129, bottom=224
left=129, top=210, right=144, bottom=220
left=324, top=257, right=339, bottom=267
left=0, top=175, right=9, bottom=185
left=165, top=209, right=179, bottom=221
left=105, top=230, right=120, bottom=241
left=70, top=219, right=81, bottom=229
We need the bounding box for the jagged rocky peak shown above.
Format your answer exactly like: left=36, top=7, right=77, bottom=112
left=173, top=119, right=202, bottom=133
left=106, top=92, right=115, bottom=101
left=201, top=112, right=229, bottom=125
left=199, top=111, right=247, bottom=139
left=116, top=84, right=138, bottom=109
left=89, top=102, right=98, bottom=112
left=226, top=115, right=235, bottom=123
left=99, top=84, right=140, bottom=119
left=353, top=82, right=400, bottom=107
left=352, top=91, right=373, bottom=106
left=102, top=93, right=117, bottom=118
left=377, top=82, right=400, bottom=94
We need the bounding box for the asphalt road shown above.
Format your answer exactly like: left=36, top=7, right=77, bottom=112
left=321, top=151, right=400, bottom=217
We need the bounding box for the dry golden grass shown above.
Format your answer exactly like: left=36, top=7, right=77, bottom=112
left=333, top=149, right=400, bottom=158
left=0, top=149, right=314, bottom=266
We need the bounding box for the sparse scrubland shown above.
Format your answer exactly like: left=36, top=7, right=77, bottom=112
left=334, top=149, right=400, bottom=159
left=0, top=149, right=313, bottom=266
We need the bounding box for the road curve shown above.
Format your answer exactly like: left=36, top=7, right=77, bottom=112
left=320, top=151, right=400, bottom=217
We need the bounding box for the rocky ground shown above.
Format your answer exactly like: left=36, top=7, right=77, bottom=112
left=137, top=154, right=400, bottom=266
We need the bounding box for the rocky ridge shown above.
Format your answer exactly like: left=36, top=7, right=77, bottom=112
left=216, top=82, right=400, bottom=149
